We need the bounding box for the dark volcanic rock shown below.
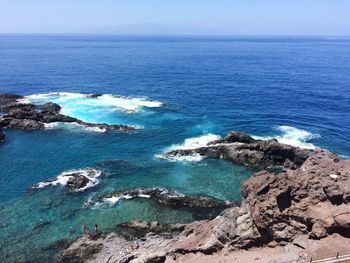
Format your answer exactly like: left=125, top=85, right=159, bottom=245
left=0, top=93, right=23, bottom=107
left=0, top=129, right=4, bottom=143
left=209, top=131, right=256, bottom=144
left=95, top=187, right=234, bottom=210
left=0, top=93, right=137, bottom=132
left=87, top=94, right=103, bottom=98
left=41, top=114, right=79, bottom=123
left=1, top=118, right=45, bottom=129
left=66, top=173, right=91, bottom=191
left=80, top=122, right=136, bottom=131
left=31, top=169, right=101, bottom=192
left=166, top=131, right=314, bottom=170
left=39, top=102, right=61, bottom=115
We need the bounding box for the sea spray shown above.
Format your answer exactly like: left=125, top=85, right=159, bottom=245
left=252, top=125, right=320, bottom=149
left=156, top=133, right=221, bottom=162
left=32, top=169, right=102, bottom=192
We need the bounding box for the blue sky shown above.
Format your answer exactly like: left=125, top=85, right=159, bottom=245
left=0, top=0, right=349, bottom=35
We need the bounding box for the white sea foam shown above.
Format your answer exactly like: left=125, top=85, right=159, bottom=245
left=253, top=125, right=320, bottom=149
left=20, top=92, right=163, bottom=114
left=91, top=193, right=153, bottom=208
left=156, top=133, right=220, bottom=162
left=32, top=169, right=102, bottom=192
left=157, top=153, right=205, bottom=162
left=102, top=194, right=133, bottom=205
left=34, top=174, right=72, bottom=188
left=167, top=133, right=221, bottom=151
left=138, top=194, right=151, bottom=198
left=44, top=122, right=107, bottom=133
left=76, top=169, right=102, bottom=192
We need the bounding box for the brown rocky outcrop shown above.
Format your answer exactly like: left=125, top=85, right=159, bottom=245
left=59, top=133, right=350, bottom=262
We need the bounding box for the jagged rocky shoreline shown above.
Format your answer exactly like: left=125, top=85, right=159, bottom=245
left=0, top=93, right=136, bottom=141
left=59, top=131, right=350, bottom=263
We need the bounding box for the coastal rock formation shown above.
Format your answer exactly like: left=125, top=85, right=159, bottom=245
left=0, top=93, right=136, bottom=132
left=96, top=187, right=233, bottom=209
left=59, top=132, right=350, bottom=263
left=31, top=169, right=102, bottom=192
left=86, top=187, right=234, bottom=220
left=166, top=131, right=315, bottom=169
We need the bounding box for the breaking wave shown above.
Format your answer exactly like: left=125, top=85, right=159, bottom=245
left=253, top=125, right=320, bottom=149
left=31, top=169, right=102, bottom=192
left=156, top=134, right=220, bottom=162
left=167, top=133, right=221, bottom=151
left=18, top=92, right=163, bottom=128
left=44, top=122, right=107, bottom=133
left=19, top=92, right=163, bottom=113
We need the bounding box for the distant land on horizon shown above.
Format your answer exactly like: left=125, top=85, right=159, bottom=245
left=0, top=23, right=349, bottom=37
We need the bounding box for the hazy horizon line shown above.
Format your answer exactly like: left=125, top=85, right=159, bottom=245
left=0, top=33, right=349, bottom=37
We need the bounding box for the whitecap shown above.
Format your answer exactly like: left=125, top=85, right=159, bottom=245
left=253, top=125, right=320, bottom=149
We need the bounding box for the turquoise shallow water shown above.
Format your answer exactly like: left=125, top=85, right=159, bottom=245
left=0, top=35, right=350, bottom=262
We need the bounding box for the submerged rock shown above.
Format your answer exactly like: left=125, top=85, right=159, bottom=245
left=90, top=187, right=234, bottom=211
left=0, top=129, right=4, bottom=143
left=42, top=238, right=73, bottom=252
left=0, top=93, right=136, bottom=132
left=116, top=220, right=186, bottom=239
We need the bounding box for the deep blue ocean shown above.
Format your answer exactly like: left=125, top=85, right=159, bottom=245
left=0, top=35, right=349, bottom=262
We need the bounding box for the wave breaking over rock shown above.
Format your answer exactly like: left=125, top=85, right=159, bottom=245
left=0, top=93, right=139, bottom=133
left=19, top=92, right=163, bottom=114
left=164, top=131, right=316, bottom=169
left=84, top=187, right=234, bottom=211
left=31, top=169, right=102, bottom=192
left=156, top=133, right=221, bottom=162
left=252, top=125, right=320, bottom=150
